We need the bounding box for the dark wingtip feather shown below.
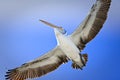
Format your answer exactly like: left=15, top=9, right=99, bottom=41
left=82, top=53, right=88, bottom=64
left=5, top=68, right=17, bottom=80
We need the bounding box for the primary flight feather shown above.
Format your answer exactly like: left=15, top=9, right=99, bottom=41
left=5, top=0, right=111, bottom=80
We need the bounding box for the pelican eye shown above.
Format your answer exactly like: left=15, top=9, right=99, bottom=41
left=60, top=28, right=66, bottom=34
left=62, top=29, right=66, bottom=34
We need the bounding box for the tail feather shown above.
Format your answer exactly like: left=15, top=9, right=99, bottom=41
left=71, top=53, right=88, bottom=69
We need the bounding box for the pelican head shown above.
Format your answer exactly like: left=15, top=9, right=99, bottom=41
left=40, top=20, right=66, bottom=34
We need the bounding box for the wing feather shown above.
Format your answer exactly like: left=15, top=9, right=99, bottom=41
left=70, top=0, right=111, bottom=50
left=5, top=46, right=69, bottom=80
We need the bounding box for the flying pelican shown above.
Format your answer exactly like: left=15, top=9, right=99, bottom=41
left=5, top=0, right=111, bottom=80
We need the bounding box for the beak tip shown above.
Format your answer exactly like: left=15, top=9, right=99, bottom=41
left=39, top=19, right=43, bottom=22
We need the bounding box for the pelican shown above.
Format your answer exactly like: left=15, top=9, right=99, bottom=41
left=5, top=0, right=111, bottom=80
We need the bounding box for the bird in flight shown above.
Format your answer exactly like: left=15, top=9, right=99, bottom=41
left=5, top=0, right=111, bottom=80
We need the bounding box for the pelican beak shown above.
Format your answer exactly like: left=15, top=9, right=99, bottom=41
left=39, top=19, right=60, bottom=29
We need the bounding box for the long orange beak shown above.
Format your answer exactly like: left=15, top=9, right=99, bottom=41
left=39, top=19, right=60, bottom=28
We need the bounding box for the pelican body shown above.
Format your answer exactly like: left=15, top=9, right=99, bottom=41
left=54, top=26, right=85, bottom=68
left=5, top=0, right=111, bottom=80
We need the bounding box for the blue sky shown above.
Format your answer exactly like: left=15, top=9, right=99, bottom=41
left=0, top=0, right=120, bottom=80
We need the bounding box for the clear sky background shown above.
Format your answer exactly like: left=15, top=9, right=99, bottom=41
left=0, top=0, right=120, bottom=80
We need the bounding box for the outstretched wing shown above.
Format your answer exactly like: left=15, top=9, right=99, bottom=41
left=70, top=0, right=111, bottom=50
left=5, top=46, right=69, bottom=80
